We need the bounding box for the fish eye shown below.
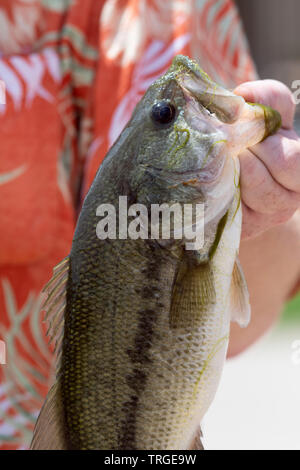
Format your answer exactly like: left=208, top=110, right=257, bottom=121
left=151, top=101, right=176, bottom=126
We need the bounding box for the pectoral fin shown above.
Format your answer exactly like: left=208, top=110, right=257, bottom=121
left=189, top=426, right=204, bottom=450
left=229, top=258, right=251, bottom=328
left=170, top=261, right=216, bottom=329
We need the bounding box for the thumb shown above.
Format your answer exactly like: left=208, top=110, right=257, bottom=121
left=234, top=79, right=296, bottom=130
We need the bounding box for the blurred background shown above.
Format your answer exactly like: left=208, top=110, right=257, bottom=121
left=0, top=0, right=299, bottom=451
left=235, top=0, right=300, bottom=327
left=203, top=0, right=300, bottom=450
left=237, top=0, right=300, bottom=133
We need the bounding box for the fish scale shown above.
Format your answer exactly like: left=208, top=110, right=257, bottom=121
left=30, top=55, right=281, bottom=450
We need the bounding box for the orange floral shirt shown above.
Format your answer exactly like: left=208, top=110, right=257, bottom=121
left=0, top=0, right=256, bottom=449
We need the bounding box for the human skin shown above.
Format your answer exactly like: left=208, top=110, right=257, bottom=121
left=228, top=80, right=300, bottom=357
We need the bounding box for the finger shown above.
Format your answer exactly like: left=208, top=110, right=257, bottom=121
left=239, top=149, right=300, bottom=214
left=251, top=132, right=300, bottom=193
left=241, top=202, right=296, bottom=239
left=234, top=79, right=296, bottom=130
left=279, top=128, right=299, bottom=141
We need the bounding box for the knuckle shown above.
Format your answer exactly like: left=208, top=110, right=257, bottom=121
left=274, top=139, right=300, bottom=175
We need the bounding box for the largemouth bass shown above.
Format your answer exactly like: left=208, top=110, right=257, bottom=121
left=31, top=55, right=281, bottom=450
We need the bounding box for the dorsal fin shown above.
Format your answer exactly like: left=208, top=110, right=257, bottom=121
left=30, top=381, right=67, bottom=449
left=42, top=256, right=69, bottom=376
left=30, top=257, right=70, bottom=450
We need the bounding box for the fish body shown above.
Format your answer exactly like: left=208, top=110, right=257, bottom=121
left=31, top=56, right=281, bottom=450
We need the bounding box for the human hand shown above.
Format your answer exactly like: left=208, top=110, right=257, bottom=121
left=234, top=79, right=300, bottom=239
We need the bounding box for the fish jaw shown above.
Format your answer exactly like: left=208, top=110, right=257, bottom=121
left=173, top=54, right=281, bottom=159
left=172, top=55, right=246, bottom=124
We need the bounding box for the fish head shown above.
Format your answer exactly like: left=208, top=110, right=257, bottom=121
left=115, top=55, right=281, bottom=244
left=128, top=54, right=280, bottom=206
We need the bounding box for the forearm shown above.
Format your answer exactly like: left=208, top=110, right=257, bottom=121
left=228, top=209, right=300, bottom=357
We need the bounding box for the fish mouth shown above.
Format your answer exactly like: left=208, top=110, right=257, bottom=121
left=178, top=74, right=282, bottom=156
left=173, top=56, right=245, bottom=124
left=171, top=56, right=281, bottom=146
